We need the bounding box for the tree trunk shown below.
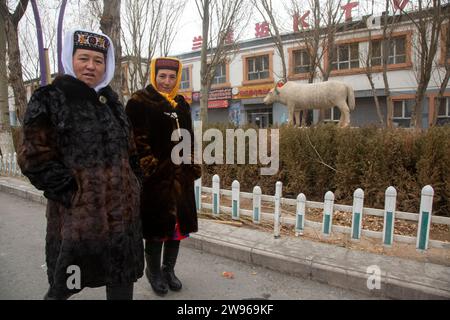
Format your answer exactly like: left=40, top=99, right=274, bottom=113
left=381, top=3, right=393, bottom=128
left=367, top=74, right=384, bottom=126
left=366, top=28, right=384, bottom=126
left=0, top=5, right=14, bottom=156
left=199, top=0, right=210, bottom=123
left=1, top=0, right=29, bottom=125
left=100, top=0, right=123, bottom=102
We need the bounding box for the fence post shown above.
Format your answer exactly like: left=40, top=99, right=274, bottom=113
left=417, top=185, right=434, bottom=251
left=13, top=152, right=18, bottom=176
left=295, top=193, right=306, bottom=236
left=194, top=178, right=202, bottom=213
left=231, top=180, right=240, bottom=220
left=383, top=186, right=397, bottom=247
left=253, top=186, right=262, bottom=224
left=212, top=174, right=220, bottom=216
left=322, top=191, right=335, bottom=236
left=7, top=153, right=12, bottom=175
left=274, top=181, right=282, bottom=239
left=351, top=188, right=364, bottom=241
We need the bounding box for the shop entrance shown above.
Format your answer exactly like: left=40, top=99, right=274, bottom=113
left=246, top=106, right=273, bottom=128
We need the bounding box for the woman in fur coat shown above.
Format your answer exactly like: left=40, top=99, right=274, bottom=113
left=125, top=57, right=201, bottom=296
left=18, top=29, right=144, bottom=300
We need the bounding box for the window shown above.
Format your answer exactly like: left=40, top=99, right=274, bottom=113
left=324, top=107, right=341, bottom=123
left=180, top=67, right=191, bottom=90
left=332, top=43, right=359, bottom=70
left=212, top=63, right=227, bottom=85
left=293, top=49, right=311, bottom=74
left=437, top=97, right=450, bottom=125
left=247, top=55, right=270, bottom=81
left=393, top=99, right=414, bottom=127
left=371, top=37, right=406, bottom=66
left=438, top=97, right=450, bottom=117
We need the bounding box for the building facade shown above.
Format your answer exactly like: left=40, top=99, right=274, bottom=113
left=9, top=7, right=450, bottom=129
left=170, top=11, right=450, bottom=128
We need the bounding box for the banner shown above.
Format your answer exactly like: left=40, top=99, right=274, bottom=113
left=234, top=84, right=274, bottom=99
left=208, top=100, right=229, bottom=109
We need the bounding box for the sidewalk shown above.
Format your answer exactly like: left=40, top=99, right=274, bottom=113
left=1, top=176, right=449, bottom=300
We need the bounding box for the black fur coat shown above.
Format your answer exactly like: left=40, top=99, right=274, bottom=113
left=125, top=85, right=201, bottom=240
left=18, top=75, right=144, bottom=293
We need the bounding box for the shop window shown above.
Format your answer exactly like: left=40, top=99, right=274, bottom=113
left=246, top=107, right=273, bottom=128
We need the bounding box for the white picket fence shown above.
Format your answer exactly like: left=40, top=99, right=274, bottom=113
left=0, top=153, right=23, bottom=177
left=194, top=175, right=450, bottom=251
left=2, top=153, right=448, bottom=251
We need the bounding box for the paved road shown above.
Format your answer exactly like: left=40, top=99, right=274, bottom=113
left=0, top=191, right=375, bottom=300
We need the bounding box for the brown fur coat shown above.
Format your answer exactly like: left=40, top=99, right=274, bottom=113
left=18, top=75, right=144, bottom=293
left=125, top=85, right=201, bottom=240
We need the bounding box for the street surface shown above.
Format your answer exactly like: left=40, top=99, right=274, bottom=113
left=0, top=191, right=375, bottom=300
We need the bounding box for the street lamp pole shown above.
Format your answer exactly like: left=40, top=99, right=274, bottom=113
left=57, top=0, right=67, bottom=74
left=29, top=0, right=47, bottom=86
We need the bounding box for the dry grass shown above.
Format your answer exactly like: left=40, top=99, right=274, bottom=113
left=199, top=194, right=450, bottom=266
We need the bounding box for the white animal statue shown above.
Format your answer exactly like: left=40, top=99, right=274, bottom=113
left=263, top=80, right=355, bottom=128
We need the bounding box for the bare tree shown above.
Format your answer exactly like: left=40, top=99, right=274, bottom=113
left=308, top=0, right=344, bottom=82
left=195, top=0, right=248, bottom=123
left=100, top=0, right=123, bottom=101
left=380, top=0, right=399, bottom=129
left=159, top=1, right=186, bottom=56
left=403, top=0, right=445, bottom=128
left=288, top=0, right=330, bottom=126
left=18, top=1, right=58, bottom=82
left=0, top=2, right=15, bottom=155
left=253, top=0, right=288, bottom=82
left=121, top=0, right=186, bottom=94
left=1, top=0, right=29, bottom=124
left=359, top=0, right=385, bottom=125
left=433, top=10, right=450, bottom=126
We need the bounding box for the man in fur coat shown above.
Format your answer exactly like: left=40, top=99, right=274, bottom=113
left=125, top=57, right=201, bottom=296
left=18, top=29, right=144, bottom=300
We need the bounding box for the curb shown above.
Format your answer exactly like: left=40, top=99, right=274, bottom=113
left=184, top=228, right=450, bottom=300
left=1, top=177, right=449, bottom=300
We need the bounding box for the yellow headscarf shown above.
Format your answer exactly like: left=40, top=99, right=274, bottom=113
left=150, top=57, right=183, bottom=108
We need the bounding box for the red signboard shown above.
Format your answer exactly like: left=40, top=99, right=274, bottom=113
left=209, top=88, right=232, bottom=101
left=293, top=11, right=310, bottom=31
left=255, top=22, right=270, bottom=38
left=208, top=100, right=229, bottom=109
left=341, top=2, right=359, bottom=22
left=192, top=36, right=203, bottom=51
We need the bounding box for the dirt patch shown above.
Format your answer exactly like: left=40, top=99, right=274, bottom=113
left=199, top=194, right=450, bottom=266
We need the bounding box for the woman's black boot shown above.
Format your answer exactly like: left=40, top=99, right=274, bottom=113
left=162, top=240, right=182, bottom=291
left=145, top=240, right=168, bottom=295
